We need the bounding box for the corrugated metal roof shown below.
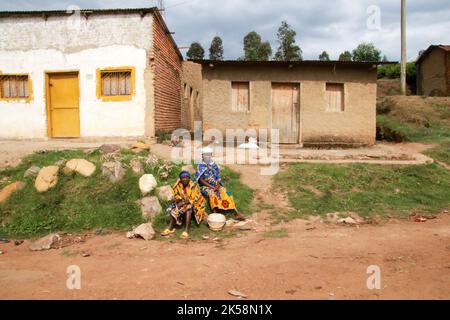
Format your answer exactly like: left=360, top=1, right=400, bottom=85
left=189, top=59, right=396, bottom=67
left=0, top=7, right=157, bottom=17
left=417, top=44, right=450, bottom=64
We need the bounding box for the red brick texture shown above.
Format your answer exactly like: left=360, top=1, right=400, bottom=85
left=151, top=14, right=182, bottom=132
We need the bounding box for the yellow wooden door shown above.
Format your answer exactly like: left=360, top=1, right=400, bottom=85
left=47, top=73, right=80, bottom=138
left=272, top=83, right=300, bottom=144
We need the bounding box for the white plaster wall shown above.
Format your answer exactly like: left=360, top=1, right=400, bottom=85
left=0, top=13, right=153, bottom=139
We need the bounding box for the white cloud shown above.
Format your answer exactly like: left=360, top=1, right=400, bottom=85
left=0, top=0, right=448, bottom=61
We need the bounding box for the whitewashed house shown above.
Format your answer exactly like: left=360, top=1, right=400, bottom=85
left=0, top=8, right=183, bottom=139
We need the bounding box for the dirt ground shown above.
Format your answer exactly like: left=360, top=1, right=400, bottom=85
left=1, top=141, right=449, bottom=300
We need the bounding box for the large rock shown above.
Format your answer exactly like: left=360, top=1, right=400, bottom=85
left=130, top=159, right=144, bottom=175
left=140, top=196, right=163, bottom=219
left=100, top=144, right=121, bottom=154
left=35, top=166, right=59, bottom=193
left=29, top=233, right=60, bottom=251
left=128, top=223, right=155, bottom=241
left=181, top=165, right=196, bottom=176
left=65, top=159, right=96, bottom=177
left=139, top=174, right=157, bottom=195
left=102, top=162, right=125, bottom=183
left=155, top=186, right=174, bottom=202
left=24, top=166, right=41, bottom=178
left=0, top=181, right=26, bottom=204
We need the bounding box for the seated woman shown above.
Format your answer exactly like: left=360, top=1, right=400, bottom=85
left=195, top=147, right=246, bottom=221
left=161, top=171, right=206, bottom=240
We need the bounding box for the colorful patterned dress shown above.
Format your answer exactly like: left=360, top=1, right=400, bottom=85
left=167, top=179, right=206, bottom=226
left=194, top=161, right=237, bottom=211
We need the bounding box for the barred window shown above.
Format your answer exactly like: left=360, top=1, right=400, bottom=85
left=1, top=75, right=29, bottom=99
left=101, top=70, right=131, bottom=96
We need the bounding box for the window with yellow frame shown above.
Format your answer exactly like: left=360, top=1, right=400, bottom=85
left=96, top=67, right=135, bottom=102
left=0, top=74, right=33, bottom=102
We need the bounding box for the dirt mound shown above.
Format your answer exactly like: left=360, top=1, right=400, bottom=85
left=377, top=79, right=412, bottom=99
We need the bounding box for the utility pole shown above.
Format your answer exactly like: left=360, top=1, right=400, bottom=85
left=400, top=0, right=407, bottom=95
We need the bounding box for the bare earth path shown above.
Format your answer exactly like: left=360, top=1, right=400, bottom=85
left=1, top=141, right=450, bottom=299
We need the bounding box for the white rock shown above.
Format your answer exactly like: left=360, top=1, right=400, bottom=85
left=65, top=159, right=96, bottom=177
left=29, top=233, right=60, bottom=251
left=133, top=223, right=155, bottom=241
left=139, top=174, right=157, bottom=195
left=35, top=166, right=59, bottom=193
left=140, top=196, right=162, bottom=219
left=156, top=186, right=174, bottom=202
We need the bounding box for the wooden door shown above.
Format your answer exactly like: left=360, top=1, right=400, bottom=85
left=47, top=72, right=80, bottom=138
left=271, top=83, right=300, bottom=144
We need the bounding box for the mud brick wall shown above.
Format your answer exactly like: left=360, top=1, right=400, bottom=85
left=152, top=15, right=182, bottom=133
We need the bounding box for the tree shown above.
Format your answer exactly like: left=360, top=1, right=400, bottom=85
left=352, top=42, right=382, bottom=62
left=186, top=42, right=205, bottom=60
left=338, top=51, right=352, bottom=61
left=319, top=51, right=330, bottom=61
left=243, top=31, right=272, bottom=61
left=274, top=21, right=302, bottom=61
left=209, top=36, right=224, bottom=60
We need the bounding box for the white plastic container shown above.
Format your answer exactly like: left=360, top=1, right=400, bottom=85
left=207, top=213, right=226, bottom=231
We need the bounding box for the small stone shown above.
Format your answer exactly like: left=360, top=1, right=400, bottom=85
left=202, top=235, right=210, bottom=240
left=65, top=159, right=96, bottom=177
left=132, top=223, right=155, bottom=241
left=81, top=251, right=91, bottom=257
left=337, top=217, right=357, bottom=225
left=14, top=240, right=24, bottom=246
left=228, top=290, right=248, bottom=299
left=155, top=186, right=174, bottom=202
left=102, top=162, right=125, bottom=183
left=29, top=233, right=60, bottom=251
left=0, top=251, right=4, bottom=255
left=130, top=159, right=144, bottom=175
left=139, top=174, right=157, bottom=195
left=181, top=164, right=196, bottom=176
left=126, top=231, right=135, bottom=239
left=54, top=160, right=66, bottom=167
left=0, top=181, right=26, bottom=204
left=35, top=166, right=59, bottom=193
left=24, top=165, right=41, bottom=178
left=140, top=197, right=162, bottom=220
left=100, top=144, right=121, bottom=154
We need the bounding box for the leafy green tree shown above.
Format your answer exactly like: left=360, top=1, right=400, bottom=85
left=274, top=21, right=302, bottom=61
left=352, top=42, right=382, bottom=62
left=319, top=51, right=330, bottom=61
left=243, top=31, right=272, bottom=61
left=338, top=51, right=352, bottom=61
left=209, top=36, right=224, bottom=60
left=186, top=42, right=205, bottom=60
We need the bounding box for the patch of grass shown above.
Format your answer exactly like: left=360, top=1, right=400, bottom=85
left=263, top=228, right=289, bottom=239
left=274, top=163, right=450, bottom=220
left=0, top=150, right=253, bottom=240
left=377, top=115, right=450, bottom=144
left=424, top=142, right=450, bottom=166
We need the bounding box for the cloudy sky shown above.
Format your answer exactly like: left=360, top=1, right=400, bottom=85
left=1, top=0, right=449, bottom=61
